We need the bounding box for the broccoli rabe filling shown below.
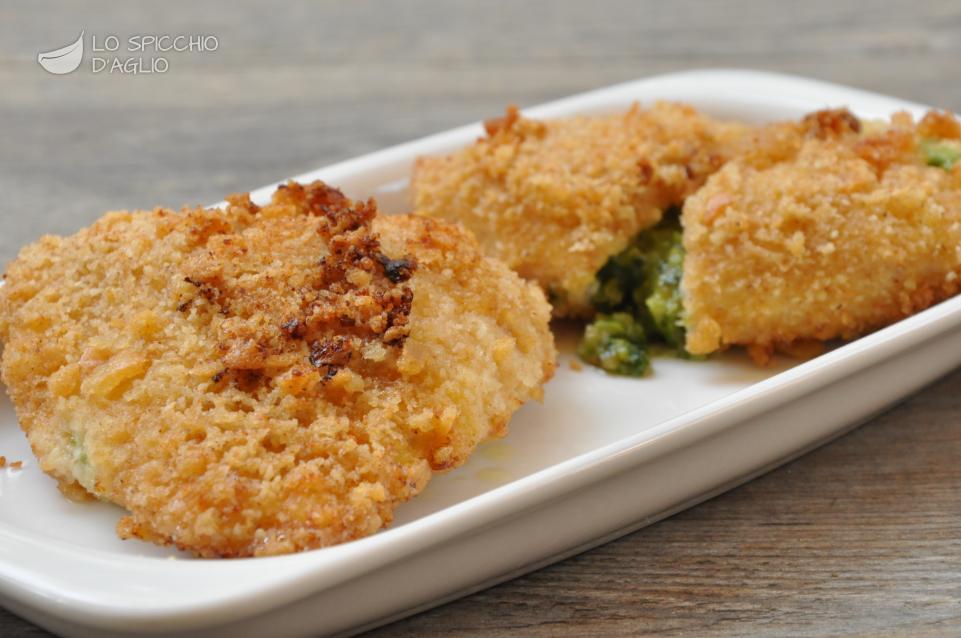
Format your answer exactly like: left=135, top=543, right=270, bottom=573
left=579, top=209, right=687, bottom=376
left=921, top=139, right=961, bottom=170
left=577, top=312, right=648, bottom=375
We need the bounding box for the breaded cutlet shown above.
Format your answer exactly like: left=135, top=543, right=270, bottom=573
left=0, top=181, right=555, bottom=557
left=412, top=102, right=748, bottom=317
left=683, top=109, right=961, bottom=362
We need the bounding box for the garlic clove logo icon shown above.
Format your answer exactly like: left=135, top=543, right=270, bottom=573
left=38, top=30, right=84, bottom=75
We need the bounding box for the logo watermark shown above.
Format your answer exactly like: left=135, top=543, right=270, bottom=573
left=38, top=29, right=218, bottom=75
left=37, top=30, right=84, bottom=74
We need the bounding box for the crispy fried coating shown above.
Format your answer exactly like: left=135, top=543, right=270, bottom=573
left=683, top=109, right=961, bottom=361
left=412, top=103, right=747, bottom=316
left=0, top=181, right=555, bottom=557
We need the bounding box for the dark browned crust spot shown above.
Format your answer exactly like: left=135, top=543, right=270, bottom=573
left=637, top=157, right=654, bottom=184
left=375, top=254, right=415, bottom=283
left=803, top=108, right=862, bottom=139
left=308, top=336, right=352, bottom=379
left=179, top=180, right=417, bottom=379
left=281, top=318, right=304, bottom=339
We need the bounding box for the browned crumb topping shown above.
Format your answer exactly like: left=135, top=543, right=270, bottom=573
left=0, top=180, right=555, bottom=557
left=802, top=108, right=862, bottom=138
left=683, top=108, right=961, bottom=358
left=413, top=102, right=748, bottom=317
left=918, top=110, right=961, bottom=140
left=180, top=181, right=415, bottom=382
left=483, top=104, right=522, bottom=137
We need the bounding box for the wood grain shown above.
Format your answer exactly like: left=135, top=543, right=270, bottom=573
left=2, top=1, right=961, bottom=636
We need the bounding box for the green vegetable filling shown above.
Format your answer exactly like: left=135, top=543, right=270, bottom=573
left=921, top=139, right=961, bottom=170
left=579, top=209, right=688, bottom=376
left=577, top=312, right=648, bottom=376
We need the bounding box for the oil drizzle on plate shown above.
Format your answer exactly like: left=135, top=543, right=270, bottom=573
left=479, top=441, right=513, bottom=463
left=474, top=467, right=512, bottom=487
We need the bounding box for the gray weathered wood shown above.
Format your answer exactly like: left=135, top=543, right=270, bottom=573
left=2, top=0, right=961, bottom=635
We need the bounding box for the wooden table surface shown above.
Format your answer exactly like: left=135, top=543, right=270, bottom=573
left=2, top=1, right=961, bottom=635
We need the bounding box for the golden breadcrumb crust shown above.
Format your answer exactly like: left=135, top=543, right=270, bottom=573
left=0, top=181, right=555, bottom=557
left=683, top=109, right=961, bottom=361
left=412, top=102, right=747, bottom=316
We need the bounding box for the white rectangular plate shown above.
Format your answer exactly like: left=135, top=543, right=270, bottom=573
left=3, top=69, right=961, bottom=638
